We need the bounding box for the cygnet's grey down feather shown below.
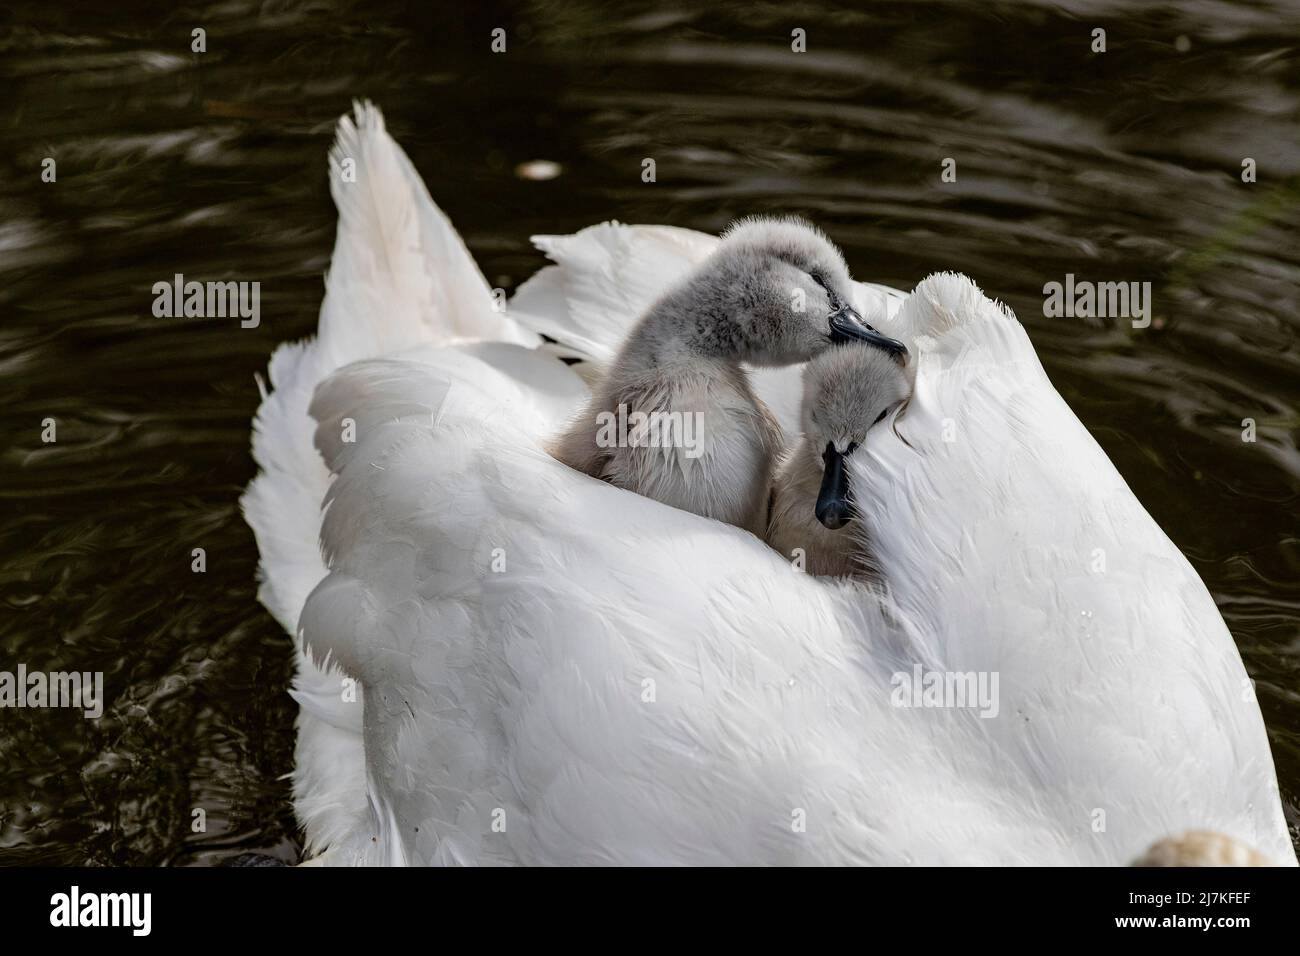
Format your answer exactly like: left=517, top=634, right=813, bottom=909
left=767, top=344, right=910, bottom=577
left=550, top=217, right=861, bottom=534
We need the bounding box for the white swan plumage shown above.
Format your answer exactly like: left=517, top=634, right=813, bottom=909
left=242, top=102, right=1295, bottom=866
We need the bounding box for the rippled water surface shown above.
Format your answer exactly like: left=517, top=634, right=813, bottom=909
left=1, top=1, right=1297, bottom=864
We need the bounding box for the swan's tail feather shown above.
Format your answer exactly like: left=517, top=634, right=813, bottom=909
left=242, top=101, right=530, bottom=859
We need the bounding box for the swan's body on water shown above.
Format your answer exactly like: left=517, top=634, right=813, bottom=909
left=242, top=103, right=1296, bottom=866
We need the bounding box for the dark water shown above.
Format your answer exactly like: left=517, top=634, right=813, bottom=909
left=1, top=1, right=1297, bottom=864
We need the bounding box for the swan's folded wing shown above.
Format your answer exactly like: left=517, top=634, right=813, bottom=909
left=303, top=343, right=1094, bottom=865
left=857, top=272, right=1296, bottom=865
left=243, top=101, right=540, bottom=859
left=305, top=336, right=1296, bottom=865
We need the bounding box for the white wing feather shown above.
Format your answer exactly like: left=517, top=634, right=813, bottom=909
left=857, top=273, right=1294, bottom=863
left=241, top=101, right=538, bottom=856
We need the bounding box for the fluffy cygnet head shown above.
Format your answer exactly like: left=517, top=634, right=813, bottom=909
left=801, top=343, right=911, bottom=529
left=647, top=216, right=907, bottom=366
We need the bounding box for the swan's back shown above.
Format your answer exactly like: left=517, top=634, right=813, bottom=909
left=297, top=275, right=1295, bottom=864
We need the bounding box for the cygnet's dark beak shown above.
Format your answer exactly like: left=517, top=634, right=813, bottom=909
left=828, top=304, right=909, bottom=361
left=816, top=441, right=858, bottom=530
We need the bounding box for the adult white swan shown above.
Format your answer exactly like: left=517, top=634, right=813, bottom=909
left=242, top=103, right=1295, bottom=866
